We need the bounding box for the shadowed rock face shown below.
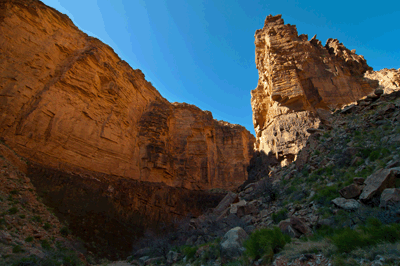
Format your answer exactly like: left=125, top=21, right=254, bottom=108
left=252, top=14, right=378, bottom=165
left=27, top=163, right=224, bottom=259
left=0, top=0, right=255, bottom=258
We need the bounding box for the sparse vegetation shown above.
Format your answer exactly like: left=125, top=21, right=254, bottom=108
left=271, top=208, right=288, bottom=224
left=25, top=236, right=34, bottom=242
left=60, top=226, right=70, bottom=236
left=244, top=227, right=290, bottom=261
left=8, top=206, right=18, bottom=214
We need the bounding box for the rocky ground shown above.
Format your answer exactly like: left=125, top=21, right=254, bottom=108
left=1, top=89, right=400, bottom=266
left=122, top=88, right=400, bottom=266
left=0, top=143, right=89, bottom=266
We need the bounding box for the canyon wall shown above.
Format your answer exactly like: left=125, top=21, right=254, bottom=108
left=0, top=0, right=254, bottom=191
left=252, top=14, right=378, bottom=165
left=0, top=0, right=254, bottom=258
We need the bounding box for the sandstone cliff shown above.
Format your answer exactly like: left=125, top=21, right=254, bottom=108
left=252, top=14, right=378, bottom=165
left=0, top=0, right=255, bottom=258
left=0, top=0, right=254, bottom=191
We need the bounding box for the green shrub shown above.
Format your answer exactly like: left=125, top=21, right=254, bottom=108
left=19, top=214, right=26, bottom=219
left=244, top=227, right=290, bottom=261
left=331, top=228, right=369, bottom=253
left=13, top=250, right=84, bottom=266
left=331, top=219, right=400, bottom=253
left=12, top=245, right=24, bottom=253
left=60, top=226, right=70, bottom=237
left=312, top=186, right=337, bottom=205
left=369, top=150, right=381, bottom=161
left=359, top=148, right=373, bottom=159
left=271, top=208, right=288, bottom=224
left=31, top=215, right=42, bottom=223
left=182, top=246, right=197, bottom=260
left=41, top=239, right=52, bottom=250
left=8, top=206, right=18, bottom=214
left=43, top=222, right=52, bottom=230
left=25, top=236, right=34, bottom=242
left=13, top=255, right=40, bottom=266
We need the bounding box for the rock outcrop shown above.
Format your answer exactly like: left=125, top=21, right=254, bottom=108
left=252, top=14, right=378, bottom=165
left=0, top=0, right=255, bottom=258
left=365, top=68, right=400, bottom=94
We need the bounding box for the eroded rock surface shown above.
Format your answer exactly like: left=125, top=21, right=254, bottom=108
left=0, top=0, right=255, bottom=192
left=365, top=68, right=400, bottom=94
left=252, top=14, right=378, bottom=164
left=0, top=0, right=255, bottom=258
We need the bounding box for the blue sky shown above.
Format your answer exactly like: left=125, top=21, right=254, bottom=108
left=41, top=0, right=400, bottom=135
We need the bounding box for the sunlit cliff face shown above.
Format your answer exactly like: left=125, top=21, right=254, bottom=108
left=251, top=14, right=377, bottom=166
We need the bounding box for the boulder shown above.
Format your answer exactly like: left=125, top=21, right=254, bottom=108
left=359, top=168, right=400, bottom=201
left=230, top=200, right=247, bottom=218
left=166, top=251, right=180, bottom=264
left=353, top=177, right=365, bottom=185
left=290, top=217, right=311, bottom=235
left=278, top=219, right=301, bottom=238
left=213, top=192, right=238, bottom=216
left=339, top=184, right=362, bottom=199
left=379, top=188, right=400, bottom=208
left=332, top=197, right=360, bottom=211
left=220, top=227, right=248, bottom=257
left=0, top=231, right=12, bottom=244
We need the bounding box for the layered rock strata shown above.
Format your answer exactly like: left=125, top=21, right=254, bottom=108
left=0, top=0, right=255, bottom=258
left=0, top=0, right=254, bottom=191
left=252, top=14, right=378, bottom=165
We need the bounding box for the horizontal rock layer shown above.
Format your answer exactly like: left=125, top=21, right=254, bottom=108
left=252, top=14, right=378, bottom=165
left=0, top=0, right=255, bottom=258
left=0, top=0, right=255, bottom=191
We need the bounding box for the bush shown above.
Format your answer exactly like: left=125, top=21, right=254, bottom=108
left=31, top=215, right=42, bottom=223
left=312, top=186, right=337, bottom=205
left=331, top=228, right=370, bottom=253
left=43, top=222, right=51, bottom=230
left=331, top=219, right=400, bottom=253
left=244, top=227, right=291, bottom=261
left=12, top=245, right=24, bottom=253
left=60, top=226, right=70, bottom=236
left=41, top=239, right=52, bottom=250
left=25, top=236, right=34, bottom=242
left=255, top=177, right=280, bottom=202
left=13, top=249, right=84, bottom=266
left=271, top=208, right=288, bottom=224
left=182, top=246, right=197, bottom=261
left=8, top=206, right=18, bottom=214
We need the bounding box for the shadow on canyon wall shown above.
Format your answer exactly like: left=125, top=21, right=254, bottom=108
left=27, top=163, right=225, bottom=260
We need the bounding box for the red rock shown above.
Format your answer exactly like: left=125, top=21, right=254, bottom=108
left=290, top=216, right=311, bottom=236
left=339, top=184, right=362, bottom=199
left=353, top=177, right=365, bottom=185
left=0, top=1, right=255, bottom=259
left=0, top=0, right=255, bottom=191
left=359, top=168, right=400, bottom=201
left=252, top=14, right=378, bottom=163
